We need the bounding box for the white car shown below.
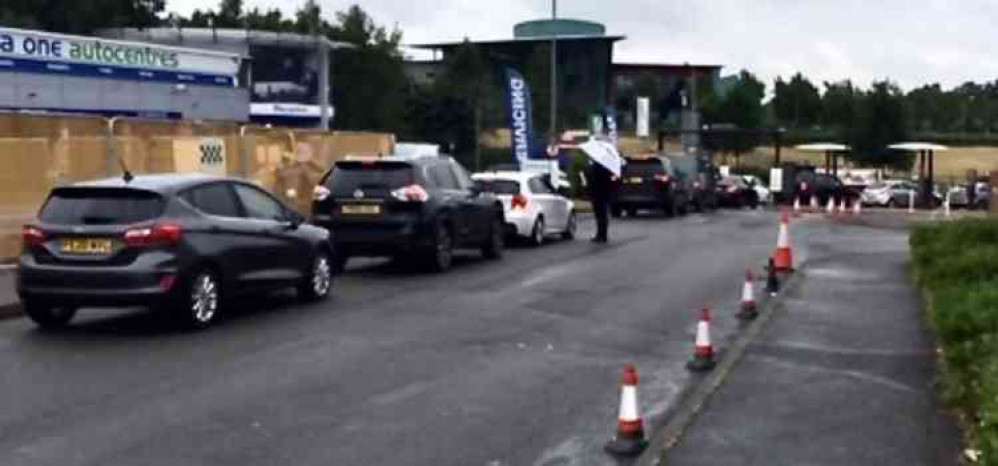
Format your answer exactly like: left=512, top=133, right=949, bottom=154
left=861, top=180, right=911, bottom=206
left=740, top=175, right=770, bottom=204
left=472, top=171, right=576, bottom=246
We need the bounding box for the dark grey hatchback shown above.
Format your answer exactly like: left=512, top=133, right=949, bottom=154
left=18, top=173, right=335, bottom=330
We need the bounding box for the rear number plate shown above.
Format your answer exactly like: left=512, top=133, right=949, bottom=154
left=626, top=177, right=644, bottom=184
left=341, top=204, right=381, bottom=215
left=61, top=238, right=113, bottom=255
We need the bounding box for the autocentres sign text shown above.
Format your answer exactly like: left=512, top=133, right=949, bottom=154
left=0, top=27, right=239, bottom=76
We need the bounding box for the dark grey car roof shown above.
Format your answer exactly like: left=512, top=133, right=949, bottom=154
left=70, top=173, right=231, bottom=195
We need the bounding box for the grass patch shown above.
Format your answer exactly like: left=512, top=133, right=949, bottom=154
left=912, top=218, right=998, bottom=463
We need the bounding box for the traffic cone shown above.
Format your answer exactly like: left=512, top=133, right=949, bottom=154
left=792, top=197, right=801, bottom=217
left=809, top=195, right=818, bottom=213
left=604, top=364, right=648, bottom=456
left=766, top=258, right=780, bottom=296
left=826, top=197, right=835, bottom=215
left=773, top=212, right=794, bottom=272
left=737, top=269, right=758, bottom=321
left=853, top=198, right=862, bottom=215
left=687, top=308, right=716, bottom=372
left=839, top=198, right=848, bottom=216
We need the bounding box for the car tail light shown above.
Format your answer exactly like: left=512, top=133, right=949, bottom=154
left=391, top=184, right=429, bottom=202
left=694, top=181, right=702, bottom=190
left=124, top=223, right=183, bottom=247
left=22, top=226, right=46, bottom=247
left=727, top=185, right=739, bottom=193
left=313, top=185, right=331, bottom=202
left=511, top=194, right=529, bottom=211
left=654, top=174, right=671, bottom=183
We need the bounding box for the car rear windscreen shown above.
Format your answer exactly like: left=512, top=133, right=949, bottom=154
left=327, top=162, right=413, bottom=197
left=39, top=188, right=165, bottom=225
left=624, top=159, right=665, bottom=176
left=478, top=179, right=520, bottom=195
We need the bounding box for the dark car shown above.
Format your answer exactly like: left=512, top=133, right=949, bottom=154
left=716, top=175, right=759, bottom=208
left=611, top=156, right=689, bottom=217
left=668, top=153, right=720, bottom=212
left=311, top=155, right=505, bottom=272
left=17, top=173, right=334, bottom=330
left=794, top=171, right=859, bottom=206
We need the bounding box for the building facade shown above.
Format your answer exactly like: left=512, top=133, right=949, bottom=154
left=0, top=26, right=245, bottom=121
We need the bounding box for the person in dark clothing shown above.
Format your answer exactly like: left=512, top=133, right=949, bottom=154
left=586, top=161, right=615, bottom=243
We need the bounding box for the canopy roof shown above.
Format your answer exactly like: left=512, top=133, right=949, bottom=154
left=795, top=143, right=850, bottom=152
left=888, top=142, right=950, bottom=152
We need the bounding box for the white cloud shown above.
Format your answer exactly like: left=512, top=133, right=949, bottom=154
left=165, top=0, right=998, bottom=91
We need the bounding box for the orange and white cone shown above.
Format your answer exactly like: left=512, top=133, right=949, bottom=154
left=773, top=212, right=795, bottom=272
left=687, top=308, right=716, bottom=372
left=605, top=364, right=648, bottom=456
left=809, top=195, right=819, bottom=213
left=839, top=198, right=848, bottom=216
left=737, top=269, right=758, bottom=321
left=853, top=198, right=862, bottom=215
left=792, top=197, right=801, bottom=217
left=826, top=197, right=835, bottom=215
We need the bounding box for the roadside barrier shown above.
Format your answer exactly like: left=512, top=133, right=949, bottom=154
left=908, top=190, right=916, bottom=214
left=605, top=364, right=648, bottom=456
left=737, top=269, right=758, bottom=321
left=773, top=212, right=795, bottom=272
left=687, top=308, right=717, bottom=372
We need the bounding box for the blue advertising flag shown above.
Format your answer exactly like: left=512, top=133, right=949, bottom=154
left=504, top=67, right=535, bottom=165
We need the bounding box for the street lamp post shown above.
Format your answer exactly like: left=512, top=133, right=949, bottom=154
left=549, top=0, right=558, bottom=142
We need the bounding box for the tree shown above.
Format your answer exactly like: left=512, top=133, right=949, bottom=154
left=0, top=0, right=164, bottom=34
left=702, top=70, right=766, bottom=165
left=852, top=81, right=910, bottom=169
left=772, top=73, right=822, bottom=128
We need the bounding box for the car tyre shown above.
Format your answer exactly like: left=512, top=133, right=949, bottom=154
left=530, top=217, right=545, bottom=247
left=22, top=300, right=76, bottom=329
left=482, top=216, right=505, bottom=260
left=177, top=269, right=221, bottom=330
left=562, top=211, right=577, bottom=240
left=427, top=221, right=454, bottom=272
left=298, top=251, right=333, bottom=302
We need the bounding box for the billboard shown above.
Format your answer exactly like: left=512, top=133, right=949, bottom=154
left=0, top=27, right=239, bottom=86
left=249, top=45, right=329, bottom=119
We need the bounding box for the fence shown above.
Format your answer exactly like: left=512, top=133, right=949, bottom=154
left=0, top=113, right=395, bottom=260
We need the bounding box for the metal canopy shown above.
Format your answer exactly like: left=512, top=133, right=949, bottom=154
left=795, top=143, right=851, bottom=152
left=888, top=142, right=950, bottom=152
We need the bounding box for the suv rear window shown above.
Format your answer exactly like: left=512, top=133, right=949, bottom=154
left=478, top=179, right=520, bottom=195
left=39, top=188, right=165, bottom=225
left=326, top=162, right=414, bottom=197
left=624, top=159, right=665, bottom=176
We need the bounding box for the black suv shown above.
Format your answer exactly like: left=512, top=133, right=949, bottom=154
left=18, top=174, right=334, bottom=330
left=611, top=156, right=689, bottom=217
left=312, top=156, right=505, bottom=272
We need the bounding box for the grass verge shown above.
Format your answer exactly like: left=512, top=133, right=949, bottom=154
left=911, top=218, right=998, bottom=463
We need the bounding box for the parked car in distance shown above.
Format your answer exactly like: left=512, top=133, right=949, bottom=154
left=18, top=173, right=335, bottom=330
left=611, top=156, right=690, bottom=217
left=794, top=171, right=857, bottom=206
left=312, top=155, right=505, bottom=272
left=947, top=181, right=991, bottom=210
left=716, top=175, right=760, bottom=208
left=668, top=153, right=719, bottom=212
left=740, top=174, right=770, bottom=204
left=472, top=171, right=576, bottom=246
left=862, top=180, right=942, bottom=208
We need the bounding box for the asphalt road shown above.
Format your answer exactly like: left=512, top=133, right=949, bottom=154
left=0, top=209, right=783, bottom=466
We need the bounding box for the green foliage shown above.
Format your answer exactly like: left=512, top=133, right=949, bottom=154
left=912, top=219, right=998, bottom=464
left=0, top=0, right=164, bottom=34
left=772, top=73, right=822, bottom=128
left=701, top=70, right=766, bottom=156
left=850, top=81, right=910, bottom=170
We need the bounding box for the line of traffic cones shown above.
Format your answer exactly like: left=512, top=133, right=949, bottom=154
left=605, top=211, right=795, bottom=458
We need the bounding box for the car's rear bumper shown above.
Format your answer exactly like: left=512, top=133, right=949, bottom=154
left=613, top=193, right=670, bottom=208
left=504, top=211, right=535, bottom=237
left=315, top=218, right=433, bottom=257
left=17, top=259, right=177, bottom=307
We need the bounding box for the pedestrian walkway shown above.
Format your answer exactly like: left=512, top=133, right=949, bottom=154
left=666, top=223, right=961, bottom=465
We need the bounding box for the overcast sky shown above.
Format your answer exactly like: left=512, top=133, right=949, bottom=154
left=168, top=0, right=998, bottom=92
